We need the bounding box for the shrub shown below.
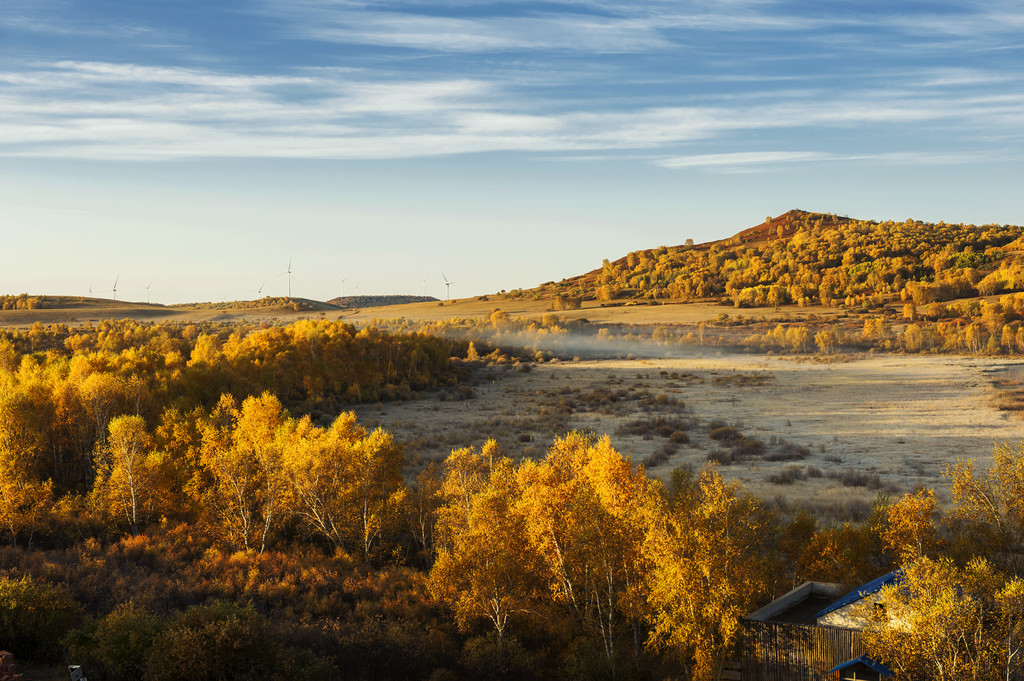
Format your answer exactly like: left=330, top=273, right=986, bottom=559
left=460, top=634, right=537, bottom=681
left=764, top=441, right=810, bottom=462
left=731, top=437, right=765, bottom=459
left=767, top=466, right=805, bottom=485
left=0, top=576, right=83, bottom=662
left=707, top=449, right=734, bottom=466
left=145, top=602, right=333, bottom=681
left=669, top=430, right=689, bottom=444
left=65, top=602, right=165, bottom=681
left=708, top=426, right=741, bottom=442
left=828, top=469, right=883, bottom=489
left=642, top=443, right=678, bottom=469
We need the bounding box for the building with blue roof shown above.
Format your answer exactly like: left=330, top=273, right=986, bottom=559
left=829, top=654, right=893, bottom=679
left=738, top=572, right=899, bottom=680
left=815, top=570, right=902, bottom=629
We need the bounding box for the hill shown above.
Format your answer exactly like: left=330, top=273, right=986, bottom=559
left=169, top=297, right=340, bottom=312
left=327, top=294, right=438, bottom=308
left=533, top=209, right=1024, bottom=309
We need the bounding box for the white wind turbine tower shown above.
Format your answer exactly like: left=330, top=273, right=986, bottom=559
left=441, top=270, right=453, bottom=300
left=277, top=258, right=295, bottom=298
left=420, top=276, right=429, bottom=296
left=339, top=278, right=347, bottom=298
left=145, top=282, right=153, bottom=304
left=258, top=280, right=267, bottom=299
left=109, top=275, right=119, bottom=301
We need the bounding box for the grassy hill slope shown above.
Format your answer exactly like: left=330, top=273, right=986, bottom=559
left=532, top=210, right=1024, bottom=310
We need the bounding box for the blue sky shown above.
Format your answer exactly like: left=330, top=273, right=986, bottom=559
left=1, top=0, right=1022, bottom=303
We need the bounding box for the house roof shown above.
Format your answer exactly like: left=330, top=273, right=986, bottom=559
left=814, top=570, right=902, bottom=619
left=829, top=654, right=893, bottom=676
left=745, top=581, right=844, bottom=624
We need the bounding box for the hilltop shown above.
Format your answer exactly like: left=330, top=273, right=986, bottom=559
left=530, top=209, right=1024, bottom=309
left=327, top=294, right=438, bottom=308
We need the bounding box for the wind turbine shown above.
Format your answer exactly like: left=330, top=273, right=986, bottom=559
left=145, top=282, right=153, bottom=304
left=277, top=258, right=295, bottom=298
left=110, top=275, right=119, bottom=301
left=420, top=276, right=429, bottom=296
left=441, top=270, right=453, bottom=300
left=258, top=280, right=267, bottom=299
left=339, top=278, right=347, bottom=298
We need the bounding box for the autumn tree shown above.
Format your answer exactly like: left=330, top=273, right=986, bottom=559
left=405, top=462, right=443, bottom=563
left=862, top=556, right=1024, bottom=681
left=517, top=432, right=656, bottom=660
left=946, top=443, right=1024, bottom=574
left=882, top=488, right=942, bottom=562
left=430, top=443, right=545, bottom=646
left=0, top=388, right=53, bottom=547
left=795, top=523, right=879, bottom=586
left=284, top=412, right=404, bottom=560
left=92, top=415, right=169, bottom=535
left=200, top=392, right=290, bottom=552
left=644, top=467, right=776, bottom=681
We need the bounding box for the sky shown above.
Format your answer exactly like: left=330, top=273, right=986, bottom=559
left=1, top=0, right=1022, bottom=304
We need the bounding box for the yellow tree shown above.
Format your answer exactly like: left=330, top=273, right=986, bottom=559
left=437, top=440, right=500, bottom=538
left=79, top=371, right=125, bottom=446
left=405, top=461, right=442, bottom=561
left=645, top=467, right=775, bottom=681
left=92, top=415, right=169, bottom=535
left=0, top=388, right=52, bottom=547
left=201, top=392, right=289, bottom=552
left=430, top=444, right=544, bottom=645
left=796, top=523, right=877, bottom=585
left=517, top=432, right=656, bottom=660
left=947, top=443, right=1024, bottom=574
left=345, top=424, right=403, bottom=561
left=882, top=489, right=942, bottom=562
left=284, top=412, right=404, bottom=560
left=862, top=556, right=1024, bottom=681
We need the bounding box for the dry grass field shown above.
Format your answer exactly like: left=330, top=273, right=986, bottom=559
left=0, top=293, right=844, bottom=329
left=344, top=296, right=847, bottom=325
left=356, top=350, right=1022, bottom=513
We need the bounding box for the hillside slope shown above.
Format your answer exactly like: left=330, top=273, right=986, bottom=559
left=534, top=210, right=1024, bottom=309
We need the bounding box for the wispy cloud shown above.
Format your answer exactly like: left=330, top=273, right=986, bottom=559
left=0, top=58, right=1020, bottom=163
left=657, top=151, right=829, bottom=168
left=0, top=1, right=170, bottom=41
left=655, top=150, right=1008, bottom=170
left=260, top=6, right=670, bottom=53
left=254, top=0, right=1024, bottom=57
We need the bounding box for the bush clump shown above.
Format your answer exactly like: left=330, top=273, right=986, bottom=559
left=0, top=576, right=83, bottom=662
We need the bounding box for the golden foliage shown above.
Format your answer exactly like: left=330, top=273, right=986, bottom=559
left=645, top=467, right=775, bottom=681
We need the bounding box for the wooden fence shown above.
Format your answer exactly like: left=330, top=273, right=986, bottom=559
left=738, top=620, right=864, bottom=681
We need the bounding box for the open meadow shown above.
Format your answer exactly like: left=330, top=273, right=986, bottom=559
left=357, top=350, right=1022, bottom=514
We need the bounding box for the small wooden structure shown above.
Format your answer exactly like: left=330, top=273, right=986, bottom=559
left=829, top=654, right=893, bottom=681
left=739, top=620, right=865, bottom=681
left=738, top=579, right=894, bottom=680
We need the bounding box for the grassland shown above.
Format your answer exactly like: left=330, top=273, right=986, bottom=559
left=355, top=350, right=1018, bottom=515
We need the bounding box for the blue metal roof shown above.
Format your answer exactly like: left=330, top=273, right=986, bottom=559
left=814, top=570, right=902, bottom=619
left=829, top=654, right=893, bottom=676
